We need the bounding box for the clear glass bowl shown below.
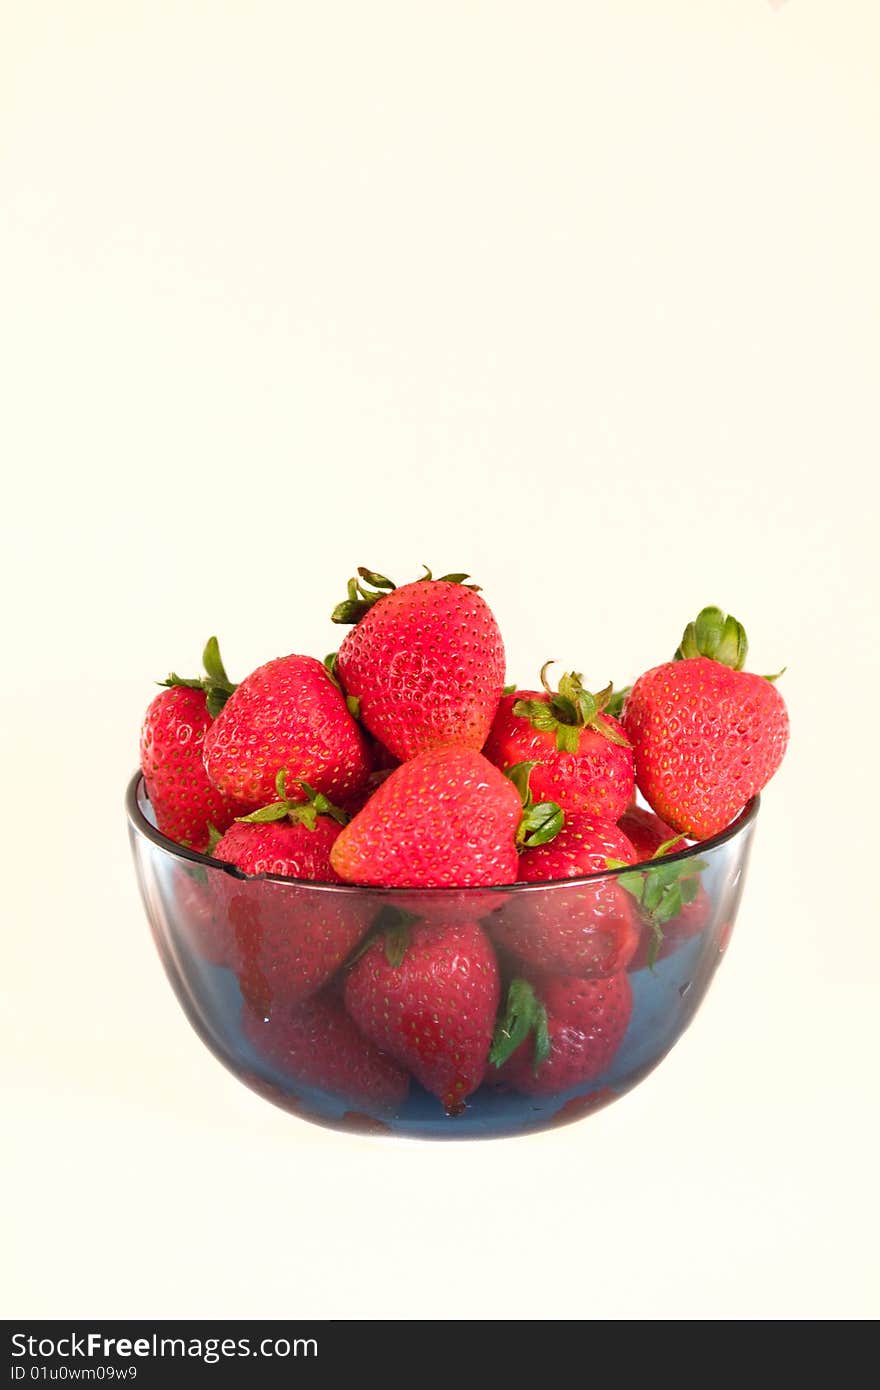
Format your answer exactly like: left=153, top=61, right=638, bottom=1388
left=126, top=772, right=757, bottom=1139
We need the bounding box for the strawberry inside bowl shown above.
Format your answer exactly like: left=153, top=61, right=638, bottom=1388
left=127, top=772, right=759, bottom=1140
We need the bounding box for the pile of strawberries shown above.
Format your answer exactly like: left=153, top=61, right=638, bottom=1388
left=139, top=569, right=789, bottom=1118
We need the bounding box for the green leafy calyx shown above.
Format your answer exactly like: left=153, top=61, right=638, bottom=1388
left=604, top=685, right=631, bottom=719
left=512, top=663, right=631, bottom=754
left=323, top=651, right=362, bottom=720
left=674, top=606, right=748, bottom=670
left=675, top=607, right=787, bottom=684
left=490, top=979, right=551, bottom=1073
left=506, top=761, right=565, bottom=849
left=347, top=905, right=422, bottom=970
left=609, top=845, right=707, bottom=970
left=235, top=770, right=349, bottom=831
left=160, top=636, right=238, bottom=718
left=383, top=922, right=410, bottom=968
left=330, top=566, right=480, bottom=625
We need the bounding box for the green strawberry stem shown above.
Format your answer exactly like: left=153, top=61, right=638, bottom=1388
left=490, top=979, right=551, bottom=1074
left=506, top=761, right=565, bottom=849
left=236, top=770, right=349, bottom=831
left=331, top=566, right=480, bottom=624
left=160, top=636, right=238, bottom=718
left=513, top=664, right=631, bottom=754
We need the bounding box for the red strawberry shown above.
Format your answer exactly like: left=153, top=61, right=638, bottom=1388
left=214, top=772, right=348, bottom=881
left=139, top=637, right=245, bottom=850
left=483, top=665, right=634, bottom=820
left=213, top=776, right=371, bottom=1016
left=491, top=971, right=632, bottom=1096
left=242, top=991, right=409, bottom=1114
left=339, top=767, right=396, bottom=816
left=489, top=809, right=639, bottom=978
left=172, top=862, right=233, bottom=967
left=345, top=916, right=500, bottom=1114
left=330, top=566, right=505, bottom=762
left=623, top=606, right=789, bottom=839
left=330, top=747, right=522, bottom=888
left=618, top=806, right=688, bottom=861
left=203, top=653, right=373, bottom=812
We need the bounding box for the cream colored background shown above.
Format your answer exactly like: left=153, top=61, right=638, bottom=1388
left=2, top=1, right=877, bottom=1320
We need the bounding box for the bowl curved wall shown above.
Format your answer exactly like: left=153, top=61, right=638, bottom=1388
left=127, top=774, right=757, bottom=1139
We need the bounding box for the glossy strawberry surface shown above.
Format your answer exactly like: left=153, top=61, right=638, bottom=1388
left=345, top=919, right=500, bottom=1115
left=213, top=817, right=370, bottom=1017
left=140, top=685, right=245, bottom=851
left=623, top=656, right=789, bottom=839
left=336, top=579, right=505, bottom=761
left=618, top=805, right=688, bottom=860
left=214, top=816, right=344, bottom=882
left=490, top=814, right=639, bottom=978
left=203, top=654, right=373, bottom=811
left=484, top=691, right=634, bottom=820
left=330, top=747, right=521, bottom=888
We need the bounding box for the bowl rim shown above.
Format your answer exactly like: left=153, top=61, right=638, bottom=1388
left=126, top=771, right=759, bottom=897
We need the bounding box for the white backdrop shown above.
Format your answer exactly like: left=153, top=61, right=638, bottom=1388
left=2, top=1, right=877, bottom=1319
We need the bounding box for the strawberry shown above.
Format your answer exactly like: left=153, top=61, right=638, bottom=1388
left=489, top=803, right=639, bottom=978
left=607, top=833, right=710, bottom=970
left=622, top=606, right=789, bottom=839
left=172, top=861, right=233, bottom=967
left=203, top=653, right=373, bottom=812
left=213, top=771, right=348, bottom=880
left=213, top=776, right=372, bottom=1016
left=491, top=971, right=632, bottom=1096
left=345, top=915, right=500, bottom=1115
left=330, top=566, right=505, bottom=762
left=242, top=991, right=409, bottom=1114
left=483, top=665, right=634, bottom=820
left=139, top=637, right=245, bottom=850
left=339, top=767, right=396, bottom=816
left=617, top=806, right=688, bottom=860
left=330, top=747, right=523, bottom=888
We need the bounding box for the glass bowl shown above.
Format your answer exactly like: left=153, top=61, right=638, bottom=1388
left=126, top=772, right=757, bottom=1139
